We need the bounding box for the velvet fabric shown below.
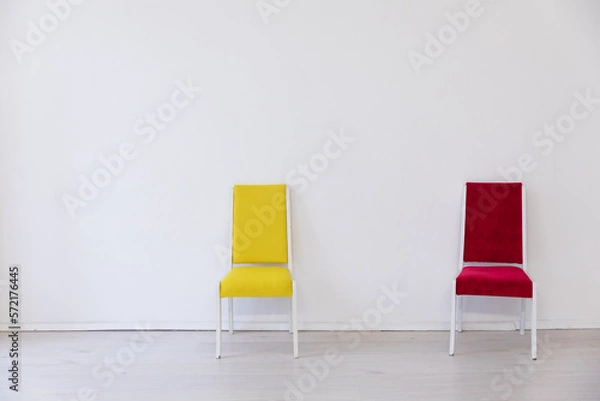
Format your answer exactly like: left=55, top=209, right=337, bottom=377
left=220, top=266, right=293, bottom=298
left=456, top=266, right=533, bottom=298
left=463, top=182, right=523, bottom=264
left=232, top=185, right=288, bottom=264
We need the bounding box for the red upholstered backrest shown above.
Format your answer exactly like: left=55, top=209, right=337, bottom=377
left=463, top=182, right=523, bottom=264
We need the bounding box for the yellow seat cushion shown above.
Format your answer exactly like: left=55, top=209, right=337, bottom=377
left=220, top=267, right=293, bottom=298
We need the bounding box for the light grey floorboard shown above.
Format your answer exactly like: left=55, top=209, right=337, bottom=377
left=0, top=330, right=598, bottom=401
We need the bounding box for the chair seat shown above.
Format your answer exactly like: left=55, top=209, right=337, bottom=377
left=456, top=266, right=533, bottom=298
left=220, top=266, right=292, bottom=298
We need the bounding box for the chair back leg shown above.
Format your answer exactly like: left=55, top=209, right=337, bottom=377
left=457, top=296, right=463, bottom=332
left=520, top=299, right=526, bottom=335
left=216, top=286, right=222, bottom=359
left=228, top=298, right=234, bottom=334
left=289, top=296, right=294, bottom=334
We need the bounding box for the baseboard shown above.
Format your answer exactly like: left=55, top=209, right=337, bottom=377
left=1, top=319, right=599, bottom=332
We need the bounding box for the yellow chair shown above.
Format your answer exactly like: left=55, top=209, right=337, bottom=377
left=216, top=184, right=298, bottom=358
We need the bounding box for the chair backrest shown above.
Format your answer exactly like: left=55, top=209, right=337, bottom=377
left=463, top=182, right=523, bottom=264
left=231, top=184, right=289, bottom=264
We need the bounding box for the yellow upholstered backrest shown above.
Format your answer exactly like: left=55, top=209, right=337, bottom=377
left=232, top=184, right=288, bottom=264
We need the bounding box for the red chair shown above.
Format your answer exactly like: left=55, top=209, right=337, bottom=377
left=449, top=182, right=537, bottom=360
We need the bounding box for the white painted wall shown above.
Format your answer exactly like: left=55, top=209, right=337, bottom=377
left=1, top=0, right=599, bottom=331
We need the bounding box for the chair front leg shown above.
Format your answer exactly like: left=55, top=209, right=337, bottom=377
left=531, top=282, right=537, bottom=360
left=292, top=281, right=298, bottom=358
left=449, top=280, right=457, bottom=356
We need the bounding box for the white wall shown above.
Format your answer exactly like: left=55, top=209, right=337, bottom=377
left=1, top=0, right=599, bottom=331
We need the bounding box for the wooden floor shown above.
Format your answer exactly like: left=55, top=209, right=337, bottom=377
left=1, top=330, right=598, bottom=401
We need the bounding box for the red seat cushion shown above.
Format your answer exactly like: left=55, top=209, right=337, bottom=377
left=456, top=266, right=533, bottom=298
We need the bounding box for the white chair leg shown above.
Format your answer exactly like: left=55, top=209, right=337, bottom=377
left=457, top=296, right=463, bottom=332
left=520, top=298, right=526, bottom=335
left=292, top=281, right=298, bottom=358
left=228, top=298, right=234, bottom=335
left=289, top=296, right=293, bottom=334
left=216, top=286, right=222, bottom=359
left=449, top=280, right=457, bottom=356
left=531, top=282, right=537, bottom=360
